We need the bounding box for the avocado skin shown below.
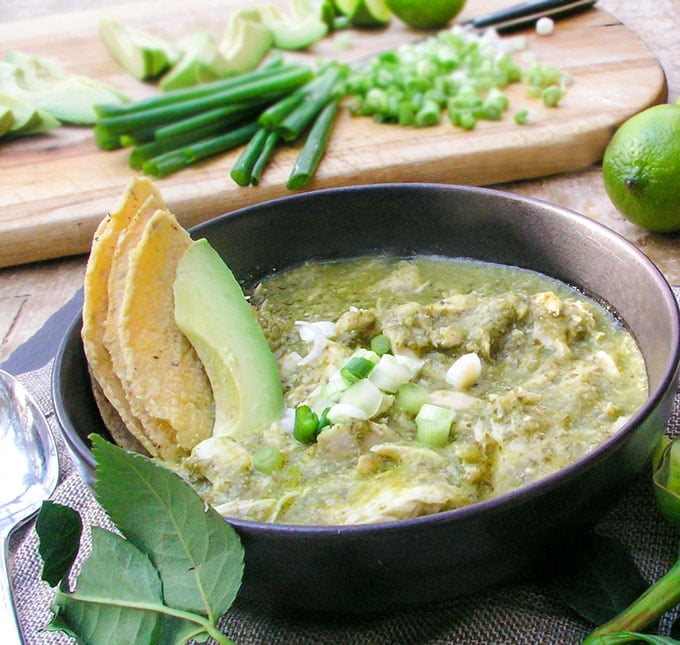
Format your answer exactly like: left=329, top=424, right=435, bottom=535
left=174, top=238, right=284, bottom=438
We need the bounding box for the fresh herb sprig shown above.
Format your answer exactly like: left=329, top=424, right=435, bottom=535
left=36, top=434, right=244, bottom=644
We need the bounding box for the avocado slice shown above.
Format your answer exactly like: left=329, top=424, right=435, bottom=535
left=160, top=31, right=219, bottom=91
left=99, top=17, right=181, bottom=81
left=1, top=51, right=128, bottom=124
left=258, top=3, right=328, bottom=50
left=173, top=238, right=284, bottom=439
left=212, top=9, right=273, bottom=77
left=0, top=106, right=14, bottom=137
left=0, top=91, right=60, bottom=137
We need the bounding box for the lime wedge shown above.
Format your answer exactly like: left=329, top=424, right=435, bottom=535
left=335, top=0, right=391, bottom=27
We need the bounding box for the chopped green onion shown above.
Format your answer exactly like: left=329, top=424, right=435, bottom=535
left=395, top=382, right=428, bottom=414
left=541, top=85, right=562, bottom=107
left=415, top=403, right=454, bottom=447
left=341, top=356, right=376, bottom=383
left=252, top=445, right=284, bottom=473
left=415, top=99, right=441, bottom=127
left=345, top=28, right=568, bottom=130
left=293, top=405, right=320, bottom=444
left=514, top=109, right=530, bottom=125
left=370, top=334, right=391, bottom=356
left=318, top=406, right=332, bottom=430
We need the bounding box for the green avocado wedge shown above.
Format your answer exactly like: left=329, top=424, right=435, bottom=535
left=173, top=238, right=284, bottom=439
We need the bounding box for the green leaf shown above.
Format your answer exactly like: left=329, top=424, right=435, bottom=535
left=91, top=434, right=244, bottom=621
left=36, top=501, right=83, bottom=587
left=548, top=534, right=648, bottom=625
left=49, top=526, right=166, bottom=644
left=653, top=439, right=680, bottom=529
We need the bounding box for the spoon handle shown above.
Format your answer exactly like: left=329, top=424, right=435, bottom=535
left=1, top=534, right=25, bottom=644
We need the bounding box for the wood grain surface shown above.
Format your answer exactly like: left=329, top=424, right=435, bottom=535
left=0, top=0, right=667, bottom=268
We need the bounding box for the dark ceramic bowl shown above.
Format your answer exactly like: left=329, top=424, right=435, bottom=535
left=53, top=183, right=680, bottom=613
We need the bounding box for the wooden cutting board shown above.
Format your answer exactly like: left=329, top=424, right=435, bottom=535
left=0, top=0, right=667, bottom=268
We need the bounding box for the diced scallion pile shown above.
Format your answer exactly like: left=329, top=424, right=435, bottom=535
left=344, top=26, right=570, bottom=130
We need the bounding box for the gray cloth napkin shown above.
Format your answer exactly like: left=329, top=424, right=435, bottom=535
left=10, top=358, right=680, bottom=645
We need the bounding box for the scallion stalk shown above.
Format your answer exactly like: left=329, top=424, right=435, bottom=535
left=230, top=127, right=270, bottom=186
left=94, top=65, right=313, bottom=143
left=250, top=130, right=280, bottom=185
left=275, top=64, right=345, bottom=142
left=182, top=121, right=261, bottom=164
left=94, top=57, right=290, bottom=118
left=142, top=121, right=259, bottom=177
left=287, top=96, right=340, bottom=190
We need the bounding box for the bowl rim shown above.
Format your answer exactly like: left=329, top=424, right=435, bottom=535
left=52, top=182, right=680, bottom=535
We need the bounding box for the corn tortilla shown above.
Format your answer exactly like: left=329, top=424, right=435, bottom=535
left=103, top=194, right=182, bottom=459
left=118, top=208, right=213, bottom=452
left=82, top=177, right=163, bottom=456
left=89, top=369, right=149, bottom=454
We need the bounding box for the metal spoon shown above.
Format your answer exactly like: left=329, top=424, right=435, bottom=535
left=0, top=368, right=59, bottom=644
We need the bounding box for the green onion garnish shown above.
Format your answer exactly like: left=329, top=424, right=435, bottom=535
left=395, top=383, right=428, bottom=415
left=340, top=356, right=376, bottom=383
left=415, top=403, right=454, bottom=447
left=252, top=445, right=284, bottom=474
left=293, top=405, right=320, bottom=444
left=370, top=334, right=391, bottom=356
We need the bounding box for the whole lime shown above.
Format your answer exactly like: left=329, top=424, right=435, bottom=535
left=385, top=0, right=466, bottom=29
left=602, top=102, right=680, bottom=233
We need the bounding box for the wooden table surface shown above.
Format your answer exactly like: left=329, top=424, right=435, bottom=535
left=1, top=0, right=679, bottom=365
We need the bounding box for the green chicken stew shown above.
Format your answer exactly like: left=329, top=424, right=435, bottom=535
left=180, top=256, right=648, bottom=526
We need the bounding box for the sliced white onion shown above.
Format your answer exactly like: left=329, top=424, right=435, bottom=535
left=327, top=402, right=369, bottom=424
left=294, top=320, right=336, bottom=366
left=445, top=353, right=482, bottom=390
left=369, top=354, right=416, bottom=393
left=392, top=352, right=425, bottom=375
left=340, top=379, right=386, bottom=418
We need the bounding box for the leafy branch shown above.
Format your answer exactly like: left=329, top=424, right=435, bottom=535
left=36, top=434, right=244, bottom=644
left=550, top=435, right=680, bottom=644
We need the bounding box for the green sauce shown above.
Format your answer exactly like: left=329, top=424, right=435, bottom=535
left=183, top=256, right=648, bottom=526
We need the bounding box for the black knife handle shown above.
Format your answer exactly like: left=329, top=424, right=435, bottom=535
left=468, top=0, right=597, bottom=33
